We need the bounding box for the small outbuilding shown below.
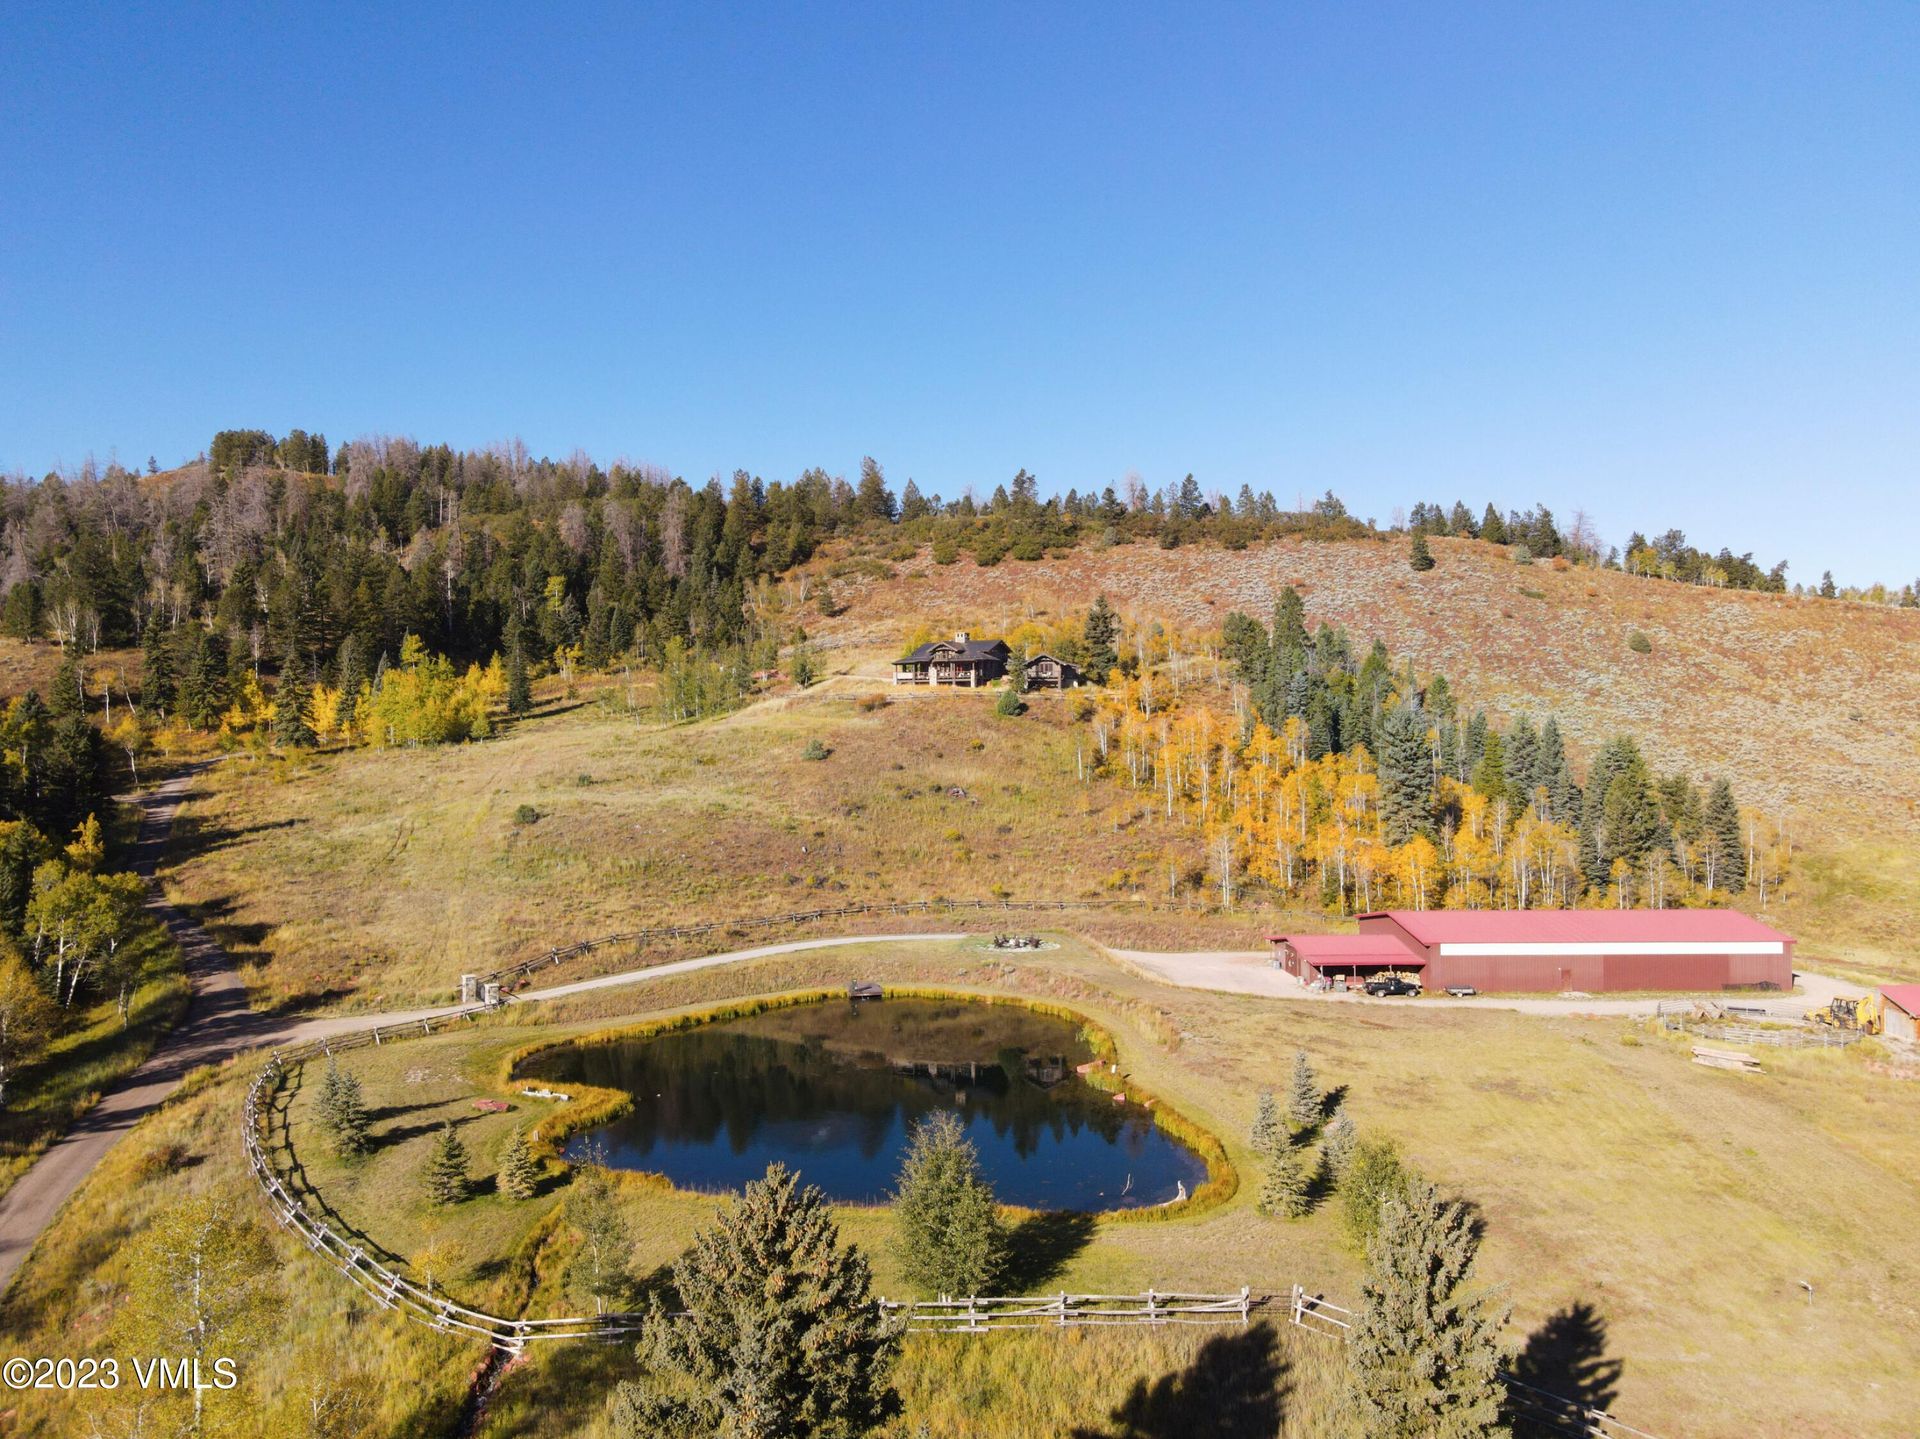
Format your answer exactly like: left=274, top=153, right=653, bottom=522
left=1267, top=933, right=1424, bottom=985
left=1023, top=653, right=1082, bottom=690
left=1882, top=986, right=1920, bottom=1045
left=891, top=632, right=1010, bottom=688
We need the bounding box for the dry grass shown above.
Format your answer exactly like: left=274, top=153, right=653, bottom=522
left=60, top=935, right=1902, bottom=1439
left=157, top=690, right=1217, bottom=1012
left=810, top=536, right=1920, bottom=979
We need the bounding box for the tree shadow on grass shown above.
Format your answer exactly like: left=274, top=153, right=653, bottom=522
left=999, top=1210, right=1096, bottom=1290
left=1069, top=1321, right=1288, bottom=1439
left=1509, top=1300, right=1624, bottom=1422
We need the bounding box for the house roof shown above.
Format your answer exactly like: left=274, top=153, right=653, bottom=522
left=1026, top=652, right=1077, bottom=666
left=1360, top=909, right=1795, bottom=947
left=1266, top=934, right=1424, bottom=966
left=1881, top=985, right=1920, bottom=1018
left=897, top=637, right=1010, bottom=663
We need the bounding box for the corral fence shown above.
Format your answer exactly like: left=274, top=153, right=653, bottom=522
left=1287, top=1290, right=1662, bottom=1439
left=882, top=1289, right=1262, bottom=1332
left=1655, top=999, right=1860, bottom=1049
left=477, top=897, right=1149, bottom=989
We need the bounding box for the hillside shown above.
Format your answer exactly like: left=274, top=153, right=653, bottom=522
left=808, top=535, right=1920, bottom=979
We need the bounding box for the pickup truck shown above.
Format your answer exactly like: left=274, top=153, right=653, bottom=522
left=1362, top=974, right=1422, bottom=997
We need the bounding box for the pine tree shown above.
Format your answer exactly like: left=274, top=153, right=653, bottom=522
left=1409, top=533, right=1435, bottom=572
left=892, top=1111, right=1003, bottom=1297
left=1480, top=504, right=1509, bottom=545
left=273, top=647, right=315, bottom=747
left=1249, top=1088, right=1283, bottom=1157
left=423, top=1123, right=471, bottom=1204
left=1083, top=595, right=1119, bottom=684
left=1323, top=1112, right=1358, bottom=1180
left=314, top=1056, right=348, bottom=1135
left=49, top=648, right=85, bottom=722
left=501, top=1128, right=540, bottom=1199
left=1344, top=1179, right=1511, bottom=1439
left=1258, top=1140, right=1311, bottom=1219
left=1702, top=777, right=1747, bottom=893
left=1287, top=1049, right=1322, bottom=1131
left=610, top=1162, right=902, bottom=1437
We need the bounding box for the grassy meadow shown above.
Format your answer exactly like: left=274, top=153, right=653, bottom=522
left=5, top=935, right=1894, bottom=1437
left=155, top=683, right=1308, bottom=1013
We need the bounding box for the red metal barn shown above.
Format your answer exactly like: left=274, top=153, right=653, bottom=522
left=1350, top=910, right=1795, bottom=993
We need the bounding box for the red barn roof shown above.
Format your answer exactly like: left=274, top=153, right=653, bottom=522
left=1881, top=985, right=1920, bottom=1018
left=1266, top=934, right=1425, bottom=967
left=1359, top=909, right=1793, bottom=947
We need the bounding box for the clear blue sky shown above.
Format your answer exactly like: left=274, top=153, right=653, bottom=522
left=3, top=3, right=1916, bottom=584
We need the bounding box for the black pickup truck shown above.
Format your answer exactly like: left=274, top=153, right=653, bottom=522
left=1362, top=974, right=1422, bottom=997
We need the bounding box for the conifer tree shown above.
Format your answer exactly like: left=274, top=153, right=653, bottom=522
left=501, top=1128, right=540, bottom=1199
left=1083, top=595, right=1119, bottom=684
left=1480, top=504, right=1509, bottom=545
left=610, top=1162, right=901, bottom=1438
left=1249, top=1088, right=1283, bottom=1157
left=423, top=1122, right=471, bottom=1204
left=1258, top=1140, right=1312, bottom=1219
left=141, top=615, right=176, bottom=716
left=1323, top=1112, right=1358, bottom=1180
left=1287, top=1049, right=1323, bottom=1131
left=1378, top=703, right=1432, bottom=845
left=314, top=1057, right=371, bottom=1157
left=892, top=1111, right=1003, bottom=1297
left=1409, top=533, right=1435, bottom=572
left=336, top=633, right=368, bottom=702
left=1344, top=1179, right=1511, bottom=1439
left=505, top=617, right=533, bottom=715
left=273, top=647, right=316, bottom=747
left=1702, top=777, right=1747, bottom=893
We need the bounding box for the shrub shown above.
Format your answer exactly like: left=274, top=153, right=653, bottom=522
left=856, top=694, right=889, bottom=713
left=1512, top=544, right=1534, bottom=565
left=994, top=687, right=1025, bottom=718
left=802, top=739, right=831, bottom=761
left=513, top=804, right=540, bottom=825
left=1628, top=630, right=1652, bottom=654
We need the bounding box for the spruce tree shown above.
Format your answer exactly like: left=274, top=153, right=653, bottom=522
left=1257, top=1140, right=1311, bottom=1219
left=423, top=1123, right=471, bottom=1204
left=1287, top=1049, right=1323, bottom=1131
left=273, top=647, right=315, bottom=747
left=1345, top=1179, right=1511, bottom=1439
left=1702, top=777, right=1747, bottom=893
left=892, top=1111, right=1003, bottom=1297
left=505, top=617, right=533, bottom=715
left=1378, top=703, right=1432, bottom=845
left=1323, top=1112, right=1358, bottom=1180
left=335, top=634, right=368, bottom=702
left=141, top=615, right=176, bottom=716
left=501, top=1128, right=540, bottom=1199
left=330, top=1069, right=370, bottom=1157
left=1249, top=1088, right=1283, bottom=1158
left=1083, top=594, right=1119, bottom=684
left=1409, top=533, right=1435, bottom=572
left=610, top=1162, right=902, bottom=1438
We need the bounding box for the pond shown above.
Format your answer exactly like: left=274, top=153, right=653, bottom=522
left=518, top=997, right=1211, bottom=1210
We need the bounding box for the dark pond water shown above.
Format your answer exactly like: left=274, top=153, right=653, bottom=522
left=518, top=998, right=1210, bottom=1210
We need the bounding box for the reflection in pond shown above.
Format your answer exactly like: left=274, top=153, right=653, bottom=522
left=519, top=998, right=1209, bottom=1210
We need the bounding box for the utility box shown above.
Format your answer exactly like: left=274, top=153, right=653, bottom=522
left=460, top=973, right=479, bottom=1005
left=482, top=982, right=502, bottom=1007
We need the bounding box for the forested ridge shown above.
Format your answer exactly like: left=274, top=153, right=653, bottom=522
left=6, top=430, right=1905, bottom=712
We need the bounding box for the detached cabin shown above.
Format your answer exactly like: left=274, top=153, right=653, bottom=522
left=1024, top=653, right=1082, bottom=690
left=892, top=632, right=1010, bottom=687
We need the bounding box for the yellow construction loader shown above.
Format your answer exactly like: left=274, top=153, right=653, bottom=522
left=1808, top=993, right=1883, bottom=1035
